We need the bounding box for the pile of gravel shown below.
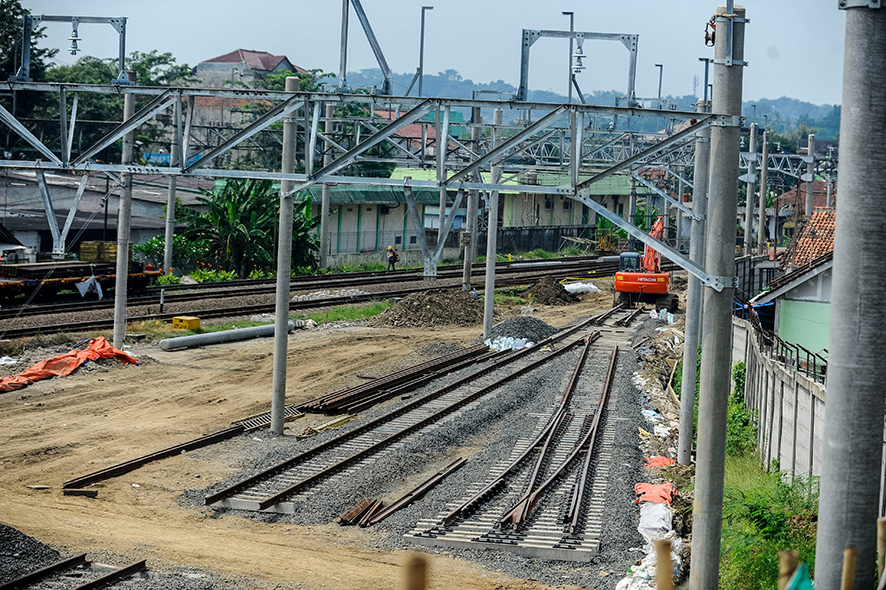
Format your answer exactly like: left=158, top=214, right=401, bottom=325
left=481, top=316, right=559, bottom=344
left=367, top=289, right=483, bottom=328
left=527, top=276, right=578, bottom=306
left=0, top=524, right=60, bottom=581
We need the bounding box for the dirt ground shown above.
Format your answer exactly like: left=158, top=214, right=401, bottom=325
left=0, top=283, right=625, bottom=590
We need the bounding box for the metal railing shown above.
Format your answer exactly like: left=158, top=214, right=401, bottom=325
left=740, top=308, right=827, bottom=383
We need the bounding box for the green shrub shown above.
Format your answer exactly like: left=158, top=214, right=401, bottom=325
left=720, top=460, right=818, bottom=590
left=153, top=274, right=180, bottom=286
left=191, top=268, right=238, bottom=283
left=560, top=246, right=583, bottom=256
left=727, top=362, right=757, bottom=456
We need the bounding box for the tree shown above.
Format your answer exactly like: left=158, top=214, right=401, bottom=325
left=1, top=0, right=58, bottom=154
left=253, top=68, right=333, bottom=92
left=0, top=0, right=57, bottom=113
left=180, top=179, right=319, bottom=276
left=37, top=51, right=192, bottom=162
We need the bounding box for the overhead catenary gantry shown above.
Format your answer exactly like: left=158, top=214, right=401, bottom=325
left=0, top=81, right=742, bottom=288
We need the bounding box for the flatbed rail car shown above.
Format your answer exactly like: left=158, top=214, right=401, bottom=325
left=0, top=261, right=161, bottom=301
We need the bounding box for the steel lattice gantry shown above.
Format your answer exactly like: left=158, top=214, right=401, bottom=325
left=0, top=81, right=746, bottom=288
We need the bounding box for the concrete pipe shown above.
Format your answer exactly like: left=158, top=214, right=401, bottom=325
left=159, top=321, right=300, bottom=351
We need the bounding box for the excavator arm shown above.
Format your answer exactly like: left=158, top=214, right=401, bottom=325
left=642, top=217, right=664, bottom=273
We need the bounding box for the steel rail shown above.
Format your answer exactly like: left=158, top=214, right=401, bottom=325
left=2, top=263, right=623, bottom=339
left=439, top=331, right=600, bottom=527
left=63, top=426, right=245, bottom=489
left=304, top=344, right=489, bottom=411
left=72, top=560, right=147, bottom=590
left=335, top=349, right=501, bottom=414
left=0, top=260, right=619, bottom=322
left=614, top=306, right=645, bottom=327
left=363, top=457, right=467, bottom=526
left=253, top=337, right=586, bottom=511
left=500, top=335, right=595, bottom=528
left=565, top=346, right=619, bottom=534
left=0, top=554, right=88, bottom=590
left=204, top=316, right=600, bottom=507
left=497, top=346, right=619, bottom=530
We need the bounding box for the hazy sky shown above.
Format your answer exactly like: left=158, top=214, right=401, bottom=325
left=23, top=1, right=845, bottom=105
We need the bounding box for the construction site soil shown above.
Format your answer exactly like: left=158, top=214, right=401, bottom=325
left=0, top=279, right=685, bottom=590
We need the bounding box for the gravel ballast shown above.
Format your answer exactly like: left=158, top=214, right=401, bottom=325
left=182, top=315, right=649, bottom=588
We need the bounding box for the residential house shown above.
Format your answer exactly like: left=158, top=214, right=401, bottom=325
left=750, top=207, right=835, bottom=357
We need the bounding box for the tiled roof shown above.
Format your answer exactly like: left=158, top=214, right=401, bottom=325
left=789, top=207, right=835, bottom=268
left=775, top=179, right=835, bottom=212
left=203, top=49, right=307, bottom=73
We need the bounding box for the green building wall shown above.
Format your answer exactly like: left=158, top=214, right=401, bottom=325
left=777, top=300, right=831, bottom=355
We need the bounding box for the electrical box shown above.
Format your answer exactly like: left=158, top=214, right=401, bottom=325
left=172, top=316, right=201, bottom=330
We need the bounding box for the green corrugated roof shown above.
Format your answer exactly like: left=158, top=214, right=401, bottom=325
left=303, top=183, right=440, bottom=204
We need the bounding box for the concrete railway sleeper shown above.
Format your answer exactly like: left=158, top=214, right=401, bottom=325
left=409, top=343, right=621, bottom=561
left=0, top=555, right=146, bottom=590
left=215, top=336, right=590, bottom=512
left=203, top=312, right=614, bottom=510
left=62, top=339, right=520, bottom=491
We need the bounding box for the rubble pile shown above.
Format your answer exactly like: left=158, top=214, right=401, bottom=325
left=527, top=276, right=579, bottom=305
left=367, top=289, right=483, bottom=328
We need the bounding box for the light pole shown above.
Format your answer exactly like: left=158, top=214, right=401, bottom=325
left=562, top=11, right=574, bottom=103
left=418, top=6, right=433, bottom=97
left=655, top=63, right=663, bottom=100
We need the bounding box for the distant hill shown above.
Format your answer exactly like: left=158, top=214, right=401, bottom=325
left=343, top=68, right=840, bottom=139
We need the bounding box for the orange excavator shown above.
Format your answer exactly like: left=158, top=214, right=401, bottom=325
left=613, top=217, right=678, bottom=311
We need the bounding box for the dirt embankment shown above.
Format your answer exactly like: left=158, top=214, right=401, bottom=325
left=0, top=290, right=620, bottom=590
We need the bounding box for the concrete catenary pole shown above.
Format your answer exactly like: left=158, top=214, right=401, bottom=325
left=677, top=99, right=711, bottom=467
left=804, top=132, right=815, bottom=217
left=689, top=5, right=744, bottom=589
left=270, top=76, right=299, bottom=435
left=163, top=95, right=182, bottom=275
left=319, top=104, right=334, bottom=268
left=757, top=130, right=769, bottom=251
left=482, top=109, right=502, bottom=338
left=113, top=71, right=137, bottom=349
left=338, top=0, right=349, bottom=90
left=743, top=123, right=757, bottom=255
left=815, top=6, right=886, bottom=588
left=462, top=108, right=481, bottom=291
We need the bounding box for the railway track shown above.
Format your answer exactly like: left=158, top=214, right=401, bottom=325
left=0, top=554, right=146, bottom=590
left=0, top=256, right=615, bottom=319
left=407, top=344, right=621, bottom=561
left=0, top=260, right=623, bottom=339
left=203, top=312, right=618, bottom=513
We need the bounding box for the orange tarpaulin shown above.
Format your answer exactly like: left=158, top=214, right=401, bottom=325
left=644, top=456, right=677, bottom=468
left=0, top=337, right=137, bottom=394
left=634, top=482, right=674, bottom=505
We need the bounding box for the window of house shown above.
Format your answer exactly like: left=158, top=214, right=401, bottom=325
left=410, top=236, right=417, bottom=244
left=544, top=198, right=553, bottom=210
left=395, top=236, right=402, bottom=245
left=617, top=203, right=624, bottom=217
left=563, top=199, right=572, bottom=210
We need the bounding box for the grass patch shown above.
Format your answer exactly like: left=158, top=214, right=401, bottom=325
left=719, top=361, right=819, bottom=590
left=304, top=301, right=391, bottom=325
left=493, top=292, right=528, bottom=305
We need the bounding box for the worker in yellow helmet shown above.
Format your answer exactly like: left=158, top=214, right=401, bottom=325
left=386, top=245, right=399, bottom=271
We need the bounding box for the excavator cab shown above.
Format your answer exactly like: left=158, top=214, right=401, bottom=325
left=619, top=252, right=642, bottom=272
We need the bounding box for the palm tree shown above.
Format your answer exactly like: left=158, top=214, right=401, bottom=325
left=182, top=179, right=318, bottom=277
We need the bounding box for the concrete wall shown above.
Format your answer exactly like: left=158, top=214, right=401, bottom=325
left=504, top=194, right=582, bottom=227
left=734, top=317, right=828, bottom=480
